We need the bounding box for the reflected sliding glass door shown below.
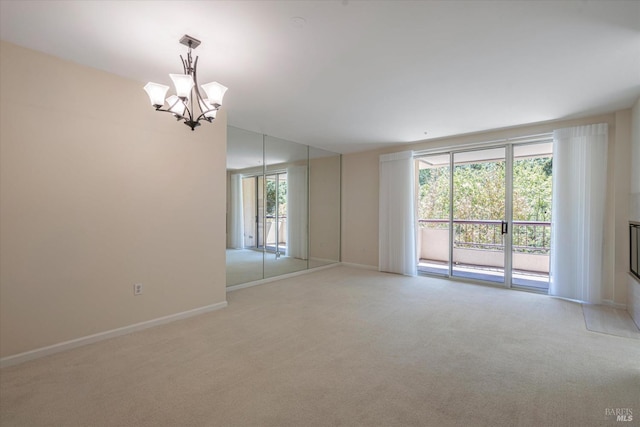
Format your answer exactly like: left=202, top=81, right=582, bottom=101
left=263, top=172, right=287, bottom=257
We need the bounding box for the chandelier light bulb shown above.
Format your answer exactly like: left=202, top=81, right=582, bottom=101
left=169, top=74, right=194, bottom=99
left=201, top=82, right=228, bottom=106
left=166, top=95, right=186, bottom=117
left=143, top=82, right=169, bottom=107
left=199, top=99, right=218, bottom=119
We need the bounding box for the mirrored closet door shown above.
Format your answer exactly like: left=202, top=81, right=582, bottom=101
left=264, top=135, right=309, bottom=279
left=226, top=127, right=264, bottom=286
left=226, top=126, right=341, bottom=288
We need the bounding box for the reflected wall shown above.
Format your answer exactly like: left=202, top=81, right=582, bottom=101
left=309, top=147, right=341, bottom=268
left=226, top=126, right=341, bottom=287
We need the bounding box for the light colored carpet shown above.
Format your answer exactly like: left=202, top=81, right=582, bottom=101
left=226, top=248, right=336, bottom=287
left=1, top=266, right=639, bottom=427
left=582, top=304, right=640, bottom=340
left=226, top=248, right=268, bottom=286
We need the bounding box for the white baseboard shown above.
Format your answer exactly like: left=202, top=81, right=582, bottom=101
left=555, top=297, right=627, bottom=310
left=310, top=257, right=341, bottom=265
left=602, top=299, right=627, bottom=310
left=226, top=262, right=340, bottom=292
left=340, top=262, right=378, bottom=271
left=0, top=301, right=228, bottom=368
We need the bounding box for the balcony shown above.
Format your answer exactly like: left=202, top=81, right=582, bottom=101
left=418, top=219, right=550, bottom=290
left=260, top=215, right=287, bottom=254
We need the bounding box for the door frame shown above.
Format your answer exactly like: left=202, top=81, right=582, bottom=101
left=415, top=133, right=553, bottom=291
left=447, top=145, right=511, bottom=287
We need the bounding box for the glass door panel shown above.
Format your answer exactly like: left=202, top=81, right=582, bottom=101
left=264, top=174, right=278, bottom=252
left=452, top=147, right=506, bottom=284
left=263, top=135, right=308, bottom=279
left=257, top=175, right=265, bottom=249
left=226, top=125, right=341, bottom=287
left=309, top=147, right=341, bottom=268
left=264, top=173, right=287, bottom=255
left=241, top=176, right=258, bottom=249
left=226, top=126, right=264, bottom=287
left=416, top=154, right=451, bottom=276
left=511, top=143, right=552, bottom=290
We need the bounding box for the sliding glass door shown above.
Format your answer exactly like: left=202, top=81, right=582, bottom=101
left=416, top=141, right=552, bottom=291
left=263, top=172, right=287, bottom=256
left=416, top=154, right=451, bottom=276
left=511, top=143, right=552, bottom=290
left=241, top=176, right=260, bottom=249
left=452, top=147, right=507, bottom=284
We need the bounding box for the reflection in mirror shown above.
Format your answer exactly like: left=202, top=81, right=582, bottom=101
left=264, top=135, right=309, bottom=279
left=226, top=125, right=341, bottom=288
left=226, top=126, right=264, bottom=287
left=309, top=147, right=341, bottom=268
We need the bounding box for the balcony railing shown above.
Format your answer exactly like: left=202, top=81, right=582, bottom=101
left=418, top=219, right=550, bottom=254
left=264, top=215, right=287, bottom=247
left=417, top=218, right=551, bottom=290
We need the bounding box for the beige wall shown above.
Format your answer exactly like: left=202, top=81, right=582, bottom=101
left=309, top=155, right=341, bottom=262
left=0, top=41, right=228, bottom=358
left=341, top=150, right=380, bottom=267
left=342, top=111, right=633, bottom=306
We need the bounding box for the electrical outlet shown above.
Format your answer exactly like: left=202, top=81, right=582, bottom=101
left=133, top=283, right=143, bottom=296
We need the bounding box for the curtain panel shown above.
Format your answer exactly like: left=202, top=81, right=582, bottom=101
left=287, top=165, right=308, bottom=260
left=379, top=151, right=417, bottom=276
left=550, top=123, right=608, bottom=303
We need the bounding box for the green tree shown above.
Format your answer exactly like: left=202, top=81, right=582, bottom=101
left=266, top=178, right=287, bottom=216
left=418, top=155, right=552, bottom=252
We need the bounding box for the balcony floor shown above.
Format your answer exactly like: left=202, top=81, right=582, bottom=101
left=418, top=260, right=549, bottom=291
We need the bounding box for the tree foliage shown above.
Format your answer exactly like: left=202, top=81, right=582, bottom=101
left=265, top=178, right=287, bottom=217
left=418, top=156, right=552, bottom=252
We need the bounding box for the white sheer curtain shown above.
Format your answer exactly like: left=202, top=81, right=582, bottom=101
left=287, top=165, right=308, bottom=259
left=379, top=151, right=417, bottom=276
left=229, top=174, right=244, bottom=249
left=550, top=123, right=608, bottom=303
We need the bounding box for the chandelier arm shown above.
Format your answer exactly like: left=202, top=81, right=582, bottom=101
left=192, top=56, right=202, bottom=97
left=191, top=56, right=208, bottom=114
left=170, top=96, right=186, bottom=117
left=183, top=103, right=194, bottom=122
left=195, top=103, right=219, bottom=123
left=191, top=57, right=217, bottom=123
left=154, top=105, right=200, bottom=129
left=187, top=48, right=194, bottom=73
left=179, top=54, right=188, bottom=75
left=153, top=107, right=177, bottom=114
left=176, top=49, right=197, bottom=126
left=195, top=113, right=215, bottom=123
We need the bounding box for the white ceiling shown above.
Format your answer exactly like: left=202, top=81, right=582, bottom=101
left=1, top=0, right=639, bottom=154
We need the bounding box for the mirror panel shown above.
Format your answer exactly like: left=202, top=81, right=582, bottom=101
left=264, top=135, right=309, bottom=279
left=226, top=126, right=341, bottom=287
left=309, top=147, right=341, bottom=268
left=226, top=126, right=264, bottom=287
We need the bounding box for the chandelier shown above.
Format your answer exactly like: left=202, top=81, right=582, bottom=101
left=143, top=35, right=227, bottom=131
